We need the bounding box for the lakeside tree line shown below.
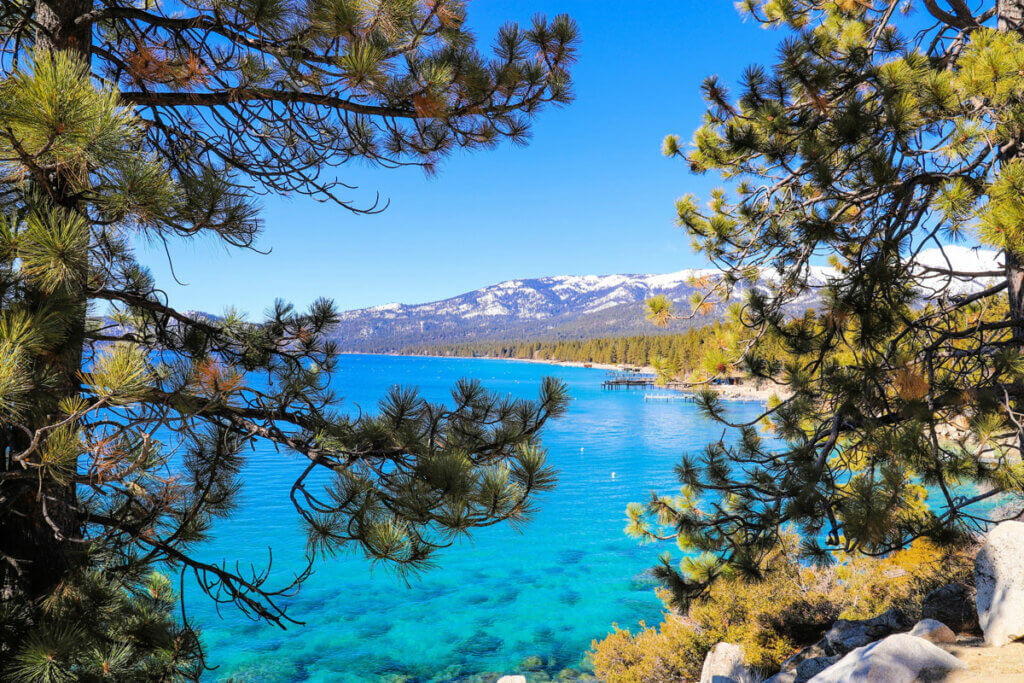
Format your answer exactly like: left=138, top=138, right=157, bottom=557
left=406, top=324, right=739, bottom=372
left=407, top=317, right=800, bottom=383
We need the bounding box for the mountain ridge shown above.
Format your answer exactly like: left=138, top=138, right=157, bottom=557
left=331, top=246, right=1001, bottom=352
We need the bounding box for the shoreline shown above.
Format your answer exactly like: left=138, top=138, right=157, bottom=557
left=349, top=351, right=787, bottom=403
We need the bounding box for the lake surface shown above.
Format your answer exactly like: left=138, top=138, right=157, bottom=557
left=187, top=355, right=765, bottom=681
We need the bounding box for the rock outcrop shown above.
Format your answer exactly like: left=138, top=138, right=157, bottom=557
left=763, top=651, right=837, bottom=683
left=822, top=608, right=913, bottom=653
left=909, top=618, right=957, bottom=644
left=975, top=520, right=1024, bottom=647
left=763, top=607, right=916, bottom=682
left=700, top=642, right=753, bottom=683
left=922, top=582, right=979, bottom=634
left=808, top=633, right=966, bottom=682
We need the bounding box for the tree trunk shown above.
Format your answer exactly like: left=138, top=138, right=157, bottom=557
left=1000, top=0, right=1024, bottom=454
left=0, top=0, right=92, bottom=602
left=1007, top=251, right=1024, bottom=347
left=35, top=0, right=93, bottom=52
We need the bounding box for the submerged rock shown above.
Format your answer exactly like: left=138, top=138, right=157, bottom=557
left=808, top=633, right=966, bottom=682
left=922, top=582, right=979, bottom=634
left=519, top=656, right=544, bottom=671
left=975, top=520, right=1024, bottom=647
left=909, top=618, right=957, bottom=644
left=700, top=642, right=753, bottom=683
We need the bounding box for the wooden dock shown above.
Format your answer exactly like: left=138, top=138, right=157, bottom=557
left=644, top=393, right=697, bottom=402
left=602, top=377, right=656, bottom=389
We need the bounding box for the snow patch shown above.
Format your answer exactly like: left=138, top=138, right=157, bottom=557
left=339, top=247, right=1002, bottom=327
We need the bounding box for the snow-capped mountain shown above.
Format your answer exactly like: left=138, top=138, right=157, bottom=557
left=912, top=244, right=1003, bottom=295
left=331, top=247, right=1001, bottom=352
left=331, top=265, right=828, bottom=351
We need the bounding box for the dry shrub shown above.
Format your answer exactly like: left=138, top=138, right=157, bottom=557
left=590, top=536, right=973, bottom=683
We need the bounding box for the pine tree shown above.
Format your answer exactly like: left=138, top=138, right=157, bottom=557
left=632, top=0, right=1024, bottom=607
left=0, top=0, right=576, bottom=675
left=12, top=0, right=579, bottom=208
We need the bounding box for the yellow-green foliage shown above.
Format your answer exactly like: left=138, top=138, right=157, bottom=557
left=590, top=539, right=972, bottom=683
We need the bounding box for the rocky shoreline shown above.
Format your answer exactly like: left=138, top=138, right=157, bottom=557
left=485, top=522, right=1024, bottom=683
left=698, top=521, right=1024, bottom=683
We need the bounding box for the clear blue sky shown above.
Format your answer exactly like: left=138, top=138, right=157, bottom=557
left=139, top=2, right=784, bottom=315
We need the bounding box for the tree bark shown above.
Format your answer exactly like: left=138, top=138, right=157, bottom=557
left=999, top=0, right=1024, bottom=453
left=35, top=0, right=92, bottom=52
left=0, top=0, right=93, bottom=602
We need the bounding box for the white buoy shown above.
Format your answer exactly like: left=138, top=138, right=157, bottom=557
left=611, top=471, right=616, bottom=479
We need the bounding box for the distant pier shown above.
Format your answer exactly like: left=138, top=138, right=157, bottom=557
left=601, top=367, right=657, bottom=390
left=602, top=377, right=656, bottom=389
left=644, top=393, right=697, bottom=402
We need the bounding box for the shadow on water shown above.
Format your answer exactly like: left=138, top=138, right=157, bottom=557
left=629, top=572, right=660, bottom=592
left=456, top=631, right=505, bottom=663
left=558, top=549, right=587, bottom=565
left=355, top=620, right=393, bottom=639
left=559, top=589, right=582, bottom=606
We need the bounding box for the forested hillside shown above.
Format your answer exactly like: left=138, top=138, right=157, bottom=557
left=404, top=322, right=746, bottom=377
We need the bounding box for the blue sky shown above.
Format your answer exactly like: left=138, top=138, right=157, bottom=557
left=140, top=2, right=785, bottom=315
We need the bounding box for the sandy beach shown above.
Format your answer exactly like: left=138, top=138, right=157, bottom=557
left=386, top=353, right=789, bottom=403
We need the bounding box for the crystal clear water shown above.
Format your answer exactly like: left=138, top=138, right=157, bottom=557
left=187, top=355, right=766, bottom=681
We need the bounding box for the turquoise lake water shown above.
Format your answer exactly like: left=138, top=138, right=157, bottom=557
left=187, top=355, right=766, bottom=681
